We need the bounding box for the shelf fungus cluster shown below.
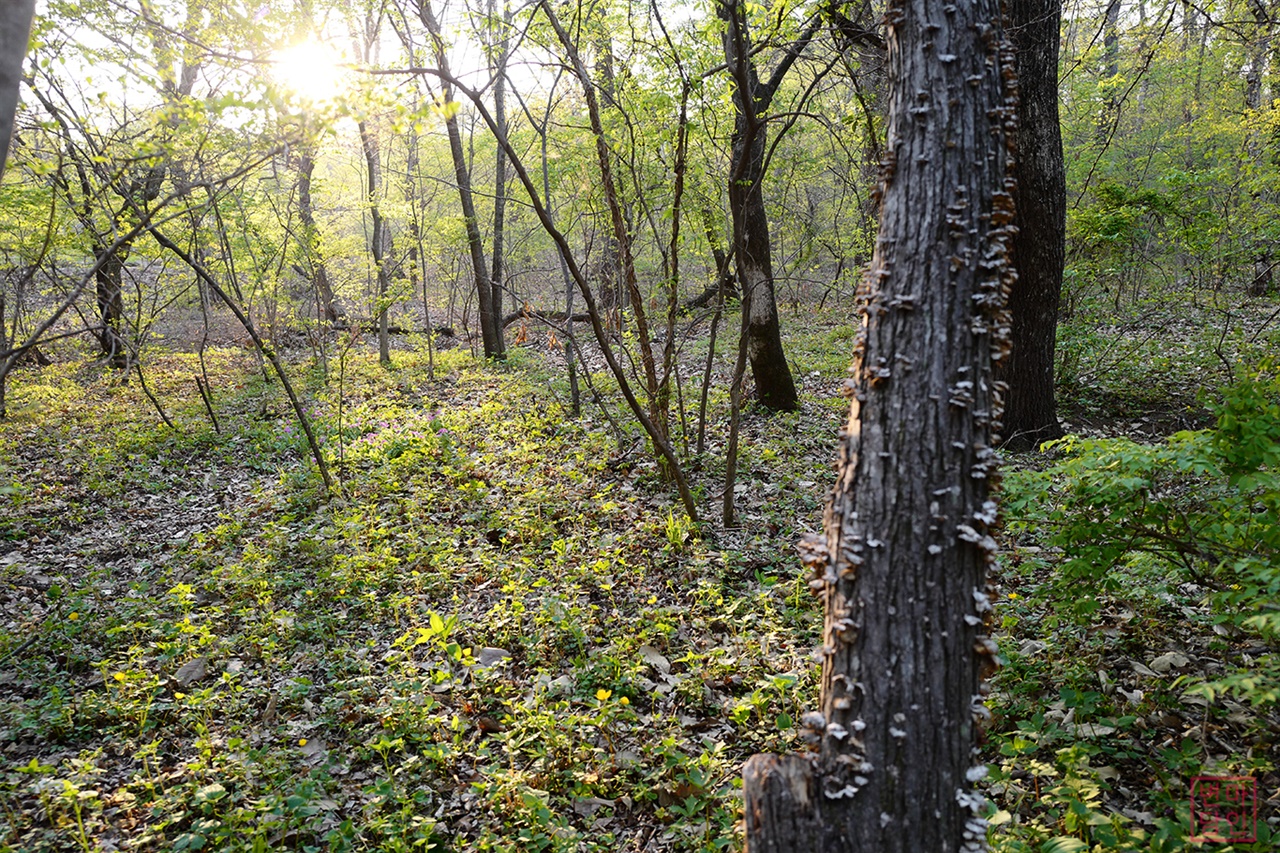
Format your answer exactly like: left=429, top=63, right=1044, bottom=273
left=742, top=0, right=1016, bottom=845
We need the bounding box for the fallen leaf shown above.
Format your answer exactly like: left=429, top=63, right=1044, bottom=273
left=573, top=797, right=613, bottom=818
left=1149, top=652, right=1190, bottom=673
left=299, top=739, right=327, bottom=761
left=1130, top=660, right=1159, bottom=678
left=475, top=647, right=511, bottom=668
left=639, top=644, right=671, bottom=675
left=173, top=657, right=208, bottom=687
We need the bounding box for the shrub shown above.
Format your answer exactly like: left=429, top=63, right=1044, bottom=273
left=1003, top=365, right=1280, bottom=706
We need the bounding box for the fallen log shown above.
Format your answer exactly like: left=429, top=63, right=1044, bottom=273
left=501, top=307, right=592, bottom=329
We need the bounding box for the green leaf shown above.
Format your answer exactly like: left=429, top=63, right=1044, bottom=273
left=192, top=783, right=226, bottom=805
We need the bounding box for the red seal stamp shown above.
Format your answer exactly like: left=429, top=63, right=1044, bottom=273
left=1190, top=776, right=1257, bottom=843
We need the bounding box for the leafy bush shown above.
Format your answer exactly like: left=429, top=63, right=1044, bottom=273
left=1004, top=366, right=1280, bottom=706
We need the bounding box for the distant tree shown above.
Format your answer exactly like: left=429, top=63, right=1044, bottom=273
left=289, top=1, right=341, bottom=325
left=1246, top=0, right=1275, bottom=297
left=26, top=80, right=163, bottom=369
left=716, top=0, right=816, bottom=412
left=484, top=0, right=512, bottom=324
left=1000, top=0, right=1066, bottom=450
left=0, top=0, right=36, bottom=415
left=416, top=0, right=505, bottom=360
left=742, top=0, right=1014, bottom=847
left=294, top=136, right=340, bottom=324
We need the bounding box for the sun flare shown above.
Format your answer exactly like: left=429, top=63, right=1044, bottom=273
left=272, top=40, right=348, bottom=104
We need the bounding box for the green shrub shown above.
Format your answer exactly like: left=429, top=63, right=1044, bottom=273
left=1004, top=365, right=1280, bottom=706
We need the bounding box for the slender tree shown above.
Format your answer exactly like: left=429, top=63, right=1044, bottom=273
left=716, top=0, right=821, bottom=412
left=296, top=141, right=340, bottom=323
left=359, top=117, right=392, bottom=364
left=487, top=0, right=511, bottom=322
left=1246, top=0, right=1275, bottom=297
left=417, top=0, right=505, bottom=360
left=742, top=0, right=1016, bottom=846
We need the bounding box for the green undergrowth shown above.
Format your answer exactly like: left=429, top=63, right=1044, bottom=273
left=0, top=337, right=832, bottom=852
left=1, top=312, right=1275, bottom=851
left=986, top=366, right=1280, bottom=851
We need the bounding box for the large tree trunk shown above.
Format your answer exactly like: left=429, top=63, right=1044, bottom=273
left=719, top=0, right=801, bottom=412
left=999, top=0, right=1066, bottom=450
left=418, top=0, right=504, bottom=360
left=0, top=0, right=35, bottom=180
left=727, top=121, right=799, bottom=412
left=743, top=0, right=1015, bottom=845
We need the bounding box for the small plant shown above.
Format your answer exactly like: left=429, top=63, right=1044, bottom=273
left=663, top=509, right=695, bottom=554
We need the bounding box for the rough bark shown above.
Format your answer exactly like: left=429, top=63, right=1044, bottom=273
left=418, top=0, right=504, bottom=360
left=999, top=0, right=1066, bottom=450
left=718, top=0, right=806, bottom=411
left=744, top=0, right=1015, bottom=845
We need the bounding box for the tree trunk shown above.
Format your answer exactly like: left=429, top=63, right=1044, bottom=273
left=743, top=0, right=1014, bottom=845
left=593, top=28, right=621, bottom=311
left=719, top=0, right=801, bottom=412
left=298, top=146, right=339, bottom=323
left=419, top=0, right=504, bottom=360
left=489, top=0, right=510, bottom=323
left=1247, top=0, right=1274, bottom=297
left=359, top=119, right=391, bottom=365
left=728, top=134, right=798, bottom=412
left=405, top=126, right=422, bottom=299
left=1098, top=0, right=1120, bottom=144
left=0, top=0, right=35, bottom=180
left=0, top=290, right=7, bottom=418
left=543, top=4, right=664, bottom=437
left=94, top=242, right=128, bottom=368
left=999, top=0, right=1066, bottom=450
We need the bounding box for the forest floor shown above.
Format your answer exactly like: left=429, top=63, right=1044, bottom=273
left=0, top=302, right=1277, bottom=851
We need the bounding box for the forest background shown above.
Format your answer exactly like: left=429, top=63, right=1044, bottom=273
left=0, top=0, right=1278, bottom=850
